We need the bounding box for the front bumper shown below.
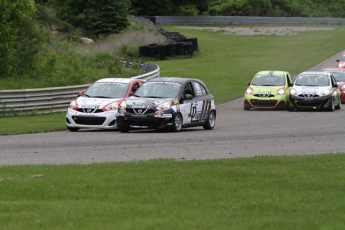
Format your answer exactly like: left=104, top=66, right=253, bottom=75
left=288, top=94, right=332, bottom=110
left=65, top=108, right=117, bottom=130
left=117, top=109, right=176, bottom=130
left=244, top=95, right=287, bottom=109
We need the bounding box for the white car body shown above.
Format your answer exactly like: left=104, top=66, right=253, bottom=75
left=66, top=78, right=145, bottom=131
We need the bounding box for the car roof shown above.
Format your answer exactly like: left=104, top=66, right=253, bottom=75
left=321, top=67, right=345, bottom=72
left=298, top=71, right=331, bottom=76
left=255, top=70, right=290, bottom=75
left=95, top=78, right=140, bottom=83
left=147, top=77, right=204, bottom=84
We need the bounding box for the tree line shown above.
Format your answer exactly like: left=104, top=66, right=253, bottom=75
left=1, top=0, right=344, bottom=80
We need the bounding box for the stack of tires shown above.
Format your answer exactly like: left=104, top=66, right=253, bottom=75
left=138, top=30, right=198, bottom=60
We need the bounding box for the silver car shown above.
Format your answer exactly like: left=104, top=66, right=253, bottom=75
left=287, top=71, right=341, bottom=111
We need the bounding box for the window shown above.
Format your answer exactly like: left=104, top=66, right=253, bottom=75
left=192, top=82, right=207, bottom=96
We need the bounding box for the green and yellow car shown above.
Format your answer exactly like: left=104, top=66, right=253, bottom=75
left=244, top=70, right=293, bottom=110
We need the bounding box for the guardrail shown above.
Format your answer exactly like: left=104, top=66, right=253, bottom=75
left=0, top=62, right=160, bottom=117
left=155, top=16, right=345, bottom=25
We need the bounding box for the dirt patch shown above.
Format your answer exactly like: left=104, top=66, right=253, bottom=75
left=175, top=26, right=334, bottom=36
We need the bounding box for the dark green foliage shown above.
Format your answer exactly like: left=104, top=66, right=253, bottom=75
left=51, top=0, right=130, bottom=36
left=86, top=0, right=130, bottom=36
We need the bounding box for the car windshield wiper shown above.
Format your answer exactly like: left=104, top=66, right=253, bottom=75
left=145, top=96, right=162, bottom=98
left=92, top=96, right=111, bottom=98
left=83, top=93, right=91, bottom=97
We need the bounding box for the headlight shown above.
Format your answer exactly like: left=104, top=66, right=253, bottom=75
left=338, top=63, right=344, bottom=68
left=276, top=88, right=285, bottom=95
left=289, top=88, right=297, bottom=96
left=245, top=87, right=253, bottom=95
left=322, top=89, right=330, bottom=96
left=105, top=102, right=120, bottom=111
left=69, top=101, right=77, bottom=109
left=157, top=101, right=172, bottom=111
left=120, top=101, right=126, bottom=109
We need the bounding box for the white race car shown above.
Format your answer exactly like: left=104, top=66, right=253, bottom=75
left=66, top=78, right=145, bottom=131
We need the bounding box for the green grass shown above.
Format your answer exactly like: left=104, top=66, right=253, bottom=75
left=0, top=113, right=66, bottom=135
left=1, top=154, right=345, bottom=229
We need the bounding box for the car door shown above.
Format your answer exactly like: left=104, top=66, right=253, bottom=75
left=179, top=81, right=212, bottom=125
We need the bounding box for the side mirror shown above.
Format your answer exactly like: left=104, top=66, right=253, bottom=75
left=78, top=92, right=83, bottom=97
left=333, top=83, right=338, bottom=88
left=247, top=82, right=250, bottom=86
left=288, top=82, right=293, bottom=87
left=184, top=94, right=193, bottom=100
left=337, top=60, right=340, bottom=62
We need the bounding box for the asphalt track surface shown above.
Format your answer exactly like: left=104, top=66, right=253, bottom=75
left=1, top=51, right=345, bottom=166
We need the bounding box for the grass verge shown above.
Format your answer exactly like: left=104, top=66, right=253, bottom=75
left=0, top=154, right=344, bottom=229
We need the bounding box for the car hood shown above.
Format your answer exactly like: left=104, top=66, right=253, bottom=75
left=292, top=85, right=331, bottom=94
left=250, top=85, right=285, bottom=92
left=76, top=97, right=121, bottom=107
left=125, top=97, right=176, bottom=108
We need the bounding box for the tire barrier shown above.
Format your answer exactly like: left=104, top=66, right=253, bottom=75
left=138, top=30, right=198, bottom=60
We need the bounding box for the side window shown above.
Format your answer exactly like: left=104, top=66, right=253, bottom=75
left=192, top=82, right=207, bottom=96
left=184, top=82, right=194, bottom=96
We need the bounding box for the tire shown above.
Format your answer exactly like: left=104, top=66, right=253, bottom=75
left=67, top=127, right=79, bottom=132
left=203, top=110, right=216, bottom=130
left=335, top=99, right=341, bottom=110
left=328, top=99, right=335, bottom=111
left=171, top=113, right=183, bottom=132
left=287, top=105, right=294, bottom=112
left=118, top=127, right=130, bottom=133
left=243, top=104, right=251, bottom=111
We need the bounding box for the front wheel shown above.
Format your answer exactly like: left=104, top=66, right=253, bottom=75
left=335, top=99, right=341, bottom=110
left=67, top=127, right=79, bottom=132
left=171, top=113, right=183, bottom=132
left=328, top=99, right=335, bottom=111
left=203, top=110, right=216, bottom=130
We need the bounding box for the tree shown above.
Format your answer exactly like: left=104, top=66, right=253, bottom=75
left=51, top=0, right=130, bottom=36
left=0, top=0, right=37, bottom=77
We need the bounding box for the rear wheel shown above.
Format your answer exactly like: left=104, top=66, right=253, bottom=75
left=67, top=127, right=79, bottom=132
left=203, top=110, right=216, bottom=130
left=171, top=113, right=182, bottom=132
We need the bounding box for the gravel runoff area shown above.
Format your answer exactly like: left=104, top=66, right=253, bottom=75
left=174, top=26, right=334, bottom=35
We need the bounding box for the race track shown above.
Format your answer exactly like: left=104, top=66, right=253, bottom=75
left=1, top=51, right=345, bottom=166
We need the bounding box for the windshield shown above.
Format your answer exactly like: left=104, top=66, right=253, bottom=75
left=331, top=72, right=345, bottom=82
left=251, top=74, right=285, bottom=86
left=295, top=74, right=329, bottom=86
left=134, top=82, right=181, bottom=98
left=84, top=82, right=129, bottom=98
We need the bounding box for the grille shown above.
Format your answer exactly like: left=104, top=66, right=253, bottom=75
left=72, top=116, right=106, bottom=125
left=77, top=108, right=104, bottom=113
left=297, top=94, right=319, bottom=98
left=250, top=99, right=278, bottom=107
left=126, top=108, right=156, bottom=114
left=295, top=101, right=322, bottom=107
left=253, top=94, right=275, bottom=98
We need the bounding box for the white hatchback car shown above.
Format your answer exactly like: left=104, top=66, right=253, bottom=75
left=66, top=78, right=145, bottom=131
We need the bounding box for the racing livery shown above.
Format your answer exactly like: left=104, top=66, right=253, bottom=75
left=116, top=77, right=216, bottom=132
left=288, top=71, right=341, bottom=111
left=321, top=67, right=345, bottom=103
left=66, top=78, right=145, bottom=131
left=244, top=70, right=293, bottom=110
